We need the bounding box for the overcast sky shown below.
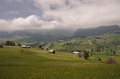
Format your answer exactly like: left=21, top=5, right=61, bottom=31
left=0, top=0, right=120, bottom=31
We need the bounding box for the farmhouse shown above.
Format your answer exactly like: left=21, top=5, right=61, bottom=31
left=73, top=51, right=79, bottom=54
left=49, top=50, right=55, bottom=54
left=78, top=51, right=84, bottom=58
left=21, top=45, right=26, bottom=48
left=0, top=43, right=3, bottom=48
left=21, top=45, right=31, bottom=48
left=95, top=57, right=101, bottom=60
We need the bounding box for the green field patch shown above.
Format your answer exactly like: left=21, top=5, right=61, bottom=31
left=0, top=46, right=120, bottom=79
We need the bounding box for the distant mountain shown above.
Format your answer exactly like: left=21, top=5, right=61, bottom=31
left=0, top=31, right=12, bottom=38
left=0, top=29, right=74, bottom=43
left=0, top=25, right=120, bottom=43
left=72, top=25, right=120, bottom=38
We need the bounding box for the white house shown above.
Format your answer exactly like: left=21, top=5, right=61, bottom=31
left=49, top=50, right=55, bottom=54
left=21, top=45, right=31, bottom=48
left=73, top=51, right=79, bottom=54
left=21, top=45, right=26, bottom=48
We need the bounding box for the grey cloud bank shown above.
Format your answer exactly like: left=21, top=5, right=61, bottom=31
left=0, top=0, right=120, bottom=31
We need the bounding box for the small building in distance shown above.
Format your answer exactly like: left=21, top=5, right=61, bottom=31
left=49, top=50, right=55, bottom=54
left=78, top=51, right=84, bottom=58
left=95, top=57, right=101, bottom=60
left=21, top=45, right=31, bottom=48
left=73, top=51, right=79, bottom=54
left=0, top=43, right=3, bottom=48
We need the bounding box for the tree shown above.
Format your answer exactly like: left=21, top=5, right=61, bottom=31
left=6, top=41, right=11, bottom=45
left=113, top=50, right=116, bottom=54
left=11, top=42, right=15, bottom=46
left=5, top=41, right=15, bottom=46
left=18, top=43, right=21, bottom=46
left=83, top=51, right=89, bottom=59
left=39, top=45, right=42, bottom=49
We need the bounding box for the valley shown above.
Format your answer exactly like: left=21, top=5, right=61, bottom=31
left=0, top=25, right=120, bottom=79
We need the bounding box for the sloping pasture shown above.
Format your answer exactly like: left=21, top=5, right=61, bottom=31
left=0, top=46, right=120, bottom=79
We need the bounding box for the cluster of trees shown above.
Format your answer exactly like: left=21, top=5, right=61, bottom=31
left=5, top=41, right=15, bottom=46
left=95, top=44, right=116, bottom=54
left=78, top=50, right=90, bottom=59
left=5, top=41, right=21, bottom=46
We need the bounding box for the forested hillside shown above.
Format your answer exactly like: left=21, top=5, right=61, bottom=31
left=72, top=25, right=120, bottom=38
left=0, top=25, right=120, bottom=51
left=35, top=25, right=120, bottom=53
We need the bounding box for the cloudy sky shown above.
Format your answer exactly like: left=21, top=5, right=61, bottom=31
left=0, top=0, right=120, bottom=31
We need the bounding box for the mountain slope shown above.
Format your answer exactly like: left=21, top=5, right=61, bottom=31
left=0, top=29, right=74, bottom=43
left=0, top=25, right=120, bottom=43
left=72, top=25, right=120, bottom=38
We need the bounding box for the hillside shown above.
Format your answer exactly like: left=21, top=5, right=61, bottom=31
left=0, top=29, right=74, bottom=43
left=0, top=25, right=120, bottom=48
left=0, top=46, right=120, bottom=79
left=42, top=32, right=120, bottom=53
left=72, top=25, right=120, bottom=38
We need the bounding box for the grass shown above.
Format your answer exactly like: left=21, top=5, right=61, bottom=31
left=0, top=46, right=120, bottom=79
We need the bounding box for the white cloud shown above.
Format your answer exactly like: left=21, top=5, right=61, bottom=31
left=1, top=0, right=120, bottom=31
left=33, top=0, right=120, bottom=29
left=0, top=15, right=59, bottom=31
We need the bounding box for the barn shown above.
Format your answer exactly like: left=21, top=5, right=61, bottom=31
left=78, top=52, right=84, bottom=58
left=0, top=43, right=3, bottom=48
left=95, top=57, right=101, bottom=60
left=49, top=50, right=55, bottom=54
left=73, top=51, right=79, bottom=54
left=21, top=45, right=31, bottom=48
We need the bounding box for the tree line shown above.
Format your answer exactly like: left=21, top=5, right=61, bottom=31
left=5, top=41, right=21, bottom=46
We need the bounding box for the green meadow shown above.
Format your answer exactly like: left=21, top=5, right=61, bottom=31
left=0, top=46, right=120, bottom=79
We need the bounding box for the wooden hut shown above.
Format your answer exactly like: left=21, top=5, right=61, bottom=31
left=49, top=50, right=55, bottom=54
left=95, top=57, right=101, bottom=60
left=0, top=43, right=3, bottom=48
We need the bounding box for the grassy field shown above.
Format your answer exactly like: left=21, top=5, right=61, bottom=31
left=0, top=46, right=120, bottom=79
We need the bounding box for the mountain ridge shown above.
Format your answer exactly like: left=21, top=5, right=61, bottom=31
left=0, top=25, right=120, bottom=43
left=0, top=29, right=74, bottom=43
left=72, top=25, right=120, bottom=38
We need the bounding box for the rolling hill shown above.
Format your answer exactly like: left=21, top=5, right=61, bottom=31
left=0, top=25, right=120, bottom=48
left=0, top=29, right=74, bottom=43
left=72, top=25, right=120, bottom=38
left=42, top=25, right=120, bottom=53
